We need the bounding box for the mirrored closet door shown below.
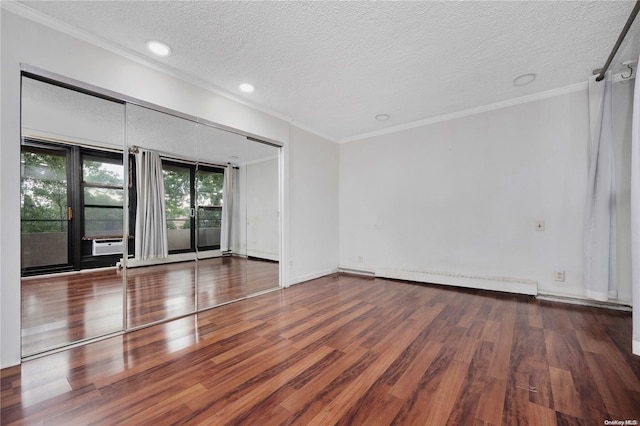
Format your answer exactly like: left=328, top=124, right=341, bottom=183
left=124, top=104, right=198, bottom=328
left=242, top=140, right=281, bottom=295
left=195, top=126, right=281, bottom=309
left=20, top=76, right=126, bottom=356
left=20, top=72, right=282, bottom=358
left=195, top=124, right=248, bottom=309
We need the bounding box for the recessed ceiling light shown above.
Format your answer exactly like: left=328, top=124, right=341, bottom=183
left=375, top=114, right=390, bottom=121
left=239, top=83, right=255, bottom=93
left=147, top=40, right=171, bottom=57
left=513, top=73, right=536, bottom=86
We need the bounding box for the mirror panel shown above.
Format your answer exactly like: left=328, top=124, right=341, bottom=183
left=244, top=143, right=281, bottom=293
left=125, top=104, right=197, bottom=328
left=195, top=124, right=248, bottom=309
left=20, top=76, right=126, bottom=356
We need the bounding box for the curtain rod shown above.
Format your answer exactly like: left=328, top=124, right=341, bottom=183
left=128, top=146, right=235, bottom=169
left=593, top=0, right=640, bottom=81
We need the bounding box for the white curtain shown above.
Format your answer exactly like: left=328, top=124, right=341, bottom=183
left=220, top=165, right=237, bottom=253
left=135, top=149, right=168, bottom=260
left=631, top=53, right=640, bottom=356
left=584, top=73, right=617, bottom=301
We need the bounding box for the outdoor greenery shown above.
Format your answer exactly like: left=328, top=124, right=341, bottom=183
left=162, top=165, right=224, bottom=230
left=21, top=149, right=68, bottom=233
left=21, top=147, right=125, bottom=235
left=163, top=166, right=191, bottom=230
left=196, top=170, right=224, bottom=229
left=22, top=147, right=224, bottom=237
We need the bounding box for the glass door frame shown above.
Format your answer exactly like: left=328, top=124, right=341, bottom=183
left=20, top=139, right=74, bottom=276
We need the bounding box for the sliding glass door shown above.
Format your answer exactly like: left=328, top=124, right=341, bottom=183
left=196, top=166, right=225, bottom=251
left=162, top=161, right=195, bottom=253
left=21, top=143, right=71, bottom=273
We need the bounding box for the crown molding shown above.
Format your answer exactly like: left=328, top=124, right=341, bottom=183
left=289, top=121, right=339, bottom=144
left=340, top=81, right=589, bottom=144
left=1, top=1, right=296, bottom=126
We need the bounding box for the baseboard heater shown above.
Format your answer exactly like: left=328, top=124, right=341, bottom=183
left=92, top=239, right=123, bottom=256
left=375, top=267, right=538, bottom=296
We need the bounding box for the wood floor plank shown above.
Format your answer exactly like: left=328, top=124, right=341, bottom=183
left=528, top=402, right=558, bottom=426
left=198, top=345, right=336, bottom=425
left=4, top=274, right=640, bottom=425
left=446, top=340, right=492, bottom=425
left=280, top=349, right=379, bottom=425
left=279, top=346, right=367, bottom=413
left=423, top=359, right=470, bottom=424
left=334, top=381, right=404, bottom=426
left=548, top=366, right=582, bottom=419
left=390, top=345, right=457, bottom=425
left=475, top=376, right=507, bottom=426
left=305, top=322, right=424, bottom=425
left=545, top=328, right=610, bottom=421
left=584, top=352, right=640, bottom=419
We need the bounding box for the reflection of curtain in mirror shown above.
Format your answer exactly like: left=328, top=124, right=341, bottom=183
left=220, top=166, right=238, bottom=253
left=135, top=149, right=168, bottom=260
left=584, top=73, right=617, bottom=301
left=631, top=53, right=640, bottom=356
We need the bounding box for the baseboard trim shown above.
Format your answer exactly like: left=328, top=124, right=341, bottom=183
left=246, top=250, right=279, bottom=262
left=123, top=252, right=196, bottom=268
left=536, top=293, right=632, bottom=311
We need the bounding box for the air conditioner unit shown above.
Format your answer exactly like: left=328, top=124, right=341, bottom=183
left=92, top=239, right=123, bottom=256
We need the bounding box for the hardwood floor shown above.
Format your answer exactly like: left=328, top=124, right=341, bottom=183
left=21, top=257, right=279, bottom=355
left=5, top=274, right=640, bottom=425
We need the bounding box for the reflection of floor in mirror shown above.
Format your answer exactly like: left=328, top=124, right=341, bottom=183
left=20, top=257, right=279, bottom=356
left=197, top=256, right=279, bottom=311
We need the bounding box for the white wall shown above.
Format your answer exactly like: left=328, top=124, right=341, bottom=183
left=289, top=126, right=340, bottom=284
left=246, top=157, right=280, bottom=261
left=1, top=9, right=340, bottom=368
left=340, top=85, right=633, bottom=301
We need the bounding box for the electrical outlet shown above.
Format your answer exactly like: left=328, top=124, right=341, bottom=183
left=535, top=220, right=545, bottom=231
left=554, top=271, right=565, bottom=282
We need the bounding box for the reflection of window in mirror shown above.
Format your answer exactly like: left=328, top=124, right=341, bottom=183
left=21, top=139, right=129, bottom=275
left=21, top=141, right=70, bottom=273
left=162, top=161, right=194, bottom=253
left=157, top=160, right=226, bottom=253
left=82, top=154, right=124, bottom=238
left=197, top=166, right=225, bottom=251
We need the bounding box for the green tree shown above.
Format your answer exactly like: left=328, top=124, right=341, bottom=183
left=21, top=149, right=68, bottom=233
left=163, top=167, right=191, bottom=229
left=82, top=157, right=124, bottom=236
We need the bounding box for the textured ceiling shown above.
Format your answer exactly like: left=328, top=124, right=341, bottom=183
left=14, top=1, right=640, bottom=142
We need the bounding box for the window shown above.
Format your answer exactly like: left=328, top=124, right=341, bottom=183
left=196, top=167, right=224, bottom=250
left=20, top=139, right=129, bottom=275
left=20, top=144, right=70, bottom=269
left=162, top=162, right=194, bottom=252
left=82, top=155, right=124, bottom=238
left=161, top=161, right=225, bottom=253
